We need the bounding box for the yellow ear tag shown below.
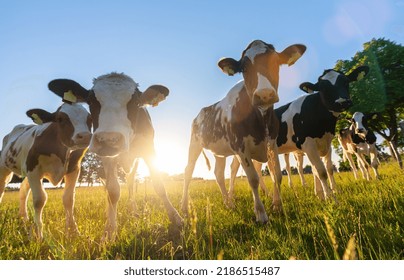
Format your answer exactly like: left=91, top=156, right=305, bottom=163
left=31, top=113, right=43, bottom=125
left=357, top=71, right=365, bottom=81
left=63, top=90, right=77, bottom=103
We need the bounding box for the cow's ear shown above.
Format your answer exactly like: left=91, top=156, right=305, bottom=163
left=26, top=109, right=55, bottom=125
left=48, top=79, right=90, bottom=104
left=218, top=58, right=242, bottom=76
left=299, top=82, right=317, bottom=93
left=347, top=66, right=369, bottom=82
left=139, top=85, right=169, bottom=107
left=278, top=44, right=306, bottom=66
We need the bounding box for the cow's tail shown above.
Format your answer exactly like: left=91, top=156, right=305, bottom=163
left=202, top=150, right=211, bottom=171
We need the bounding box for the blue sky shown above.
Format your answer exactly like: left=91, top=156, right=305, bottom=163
left=0, top=0, right=403, bottom=179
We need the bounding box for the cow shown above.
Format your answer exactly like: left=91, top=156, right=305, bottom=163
left=181, top=40, right=306, bottom=223
left=0, top=103, right=92, bottom=239
left=228, top=66, right=369, bottom=201
left=47, top=73, right=183, bottom=239
left=338, top=112, right=379, bottom=180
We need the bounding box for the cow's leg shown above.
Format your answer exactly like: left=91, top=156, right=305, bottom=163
left=143, top=155, right=183, bottom=229
left=267, top=140, right=282, bottom=213
left=19, top=178, right=31, bottom=221
left=313, top=174, right=324, bottom=199
left=303, top=141, right=332, bottom=200
left=126, top=159, right=139, bottom=214
left=284, top=153, right=294, bottom=188
left=369, top=145, right=380, bottom=179
left=63, top=168, right=80, bottom=235
left=356, top=153, right=370, bottom=180
left=294, top=152, right=307, bottom=186
left=214, top=156, right=231, bottom=207
left=27, top=173, right=47, bottom=240
left=0, top=167, right=13, bottom=203
left=102, top=158, right=121, bottom=240
left=237, top=154, right=268, bottom=223
left=181, top=136, right=202, bottom=214
left=253, top=161, right=268, bottom=196
left=323, top=147, right=337, bottom=192
left=228, top=156, right=240, bottom=204
left=345, top=151, right=359, bottom=179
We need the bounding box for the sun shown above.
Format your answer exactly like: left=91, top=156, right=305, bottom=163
left=134, top=139, right=187, bottom=178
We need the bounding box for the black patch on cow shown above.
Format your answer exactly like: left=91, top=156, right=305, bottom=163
left=277, top=94, right=337, bottom=149
left=275, top=103, right=291, bottom=147
left=352, top=129, right=377, bottom=145
left=87, top=91, right=101, bottom=130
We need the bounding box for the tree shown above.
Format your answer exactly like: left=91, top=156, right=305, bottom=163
left=334, top=38, right=404, bottom=168
left=79, top=152, right=103, bottom=186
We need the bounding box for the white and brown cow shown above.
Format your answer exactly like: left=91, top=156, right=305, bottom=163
left=229, top=66, right=369, bottom=201
left=0, top=103, right=92, bottom=239
left=48, top=73, right=183, bottom=239
left=181, top=40, right=306, bottom=223
left=338, top=112, right=379, bottom=180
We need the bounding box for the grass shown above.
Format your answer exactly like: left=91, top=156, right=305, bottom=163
left=0, top=162, right=403, bottom=260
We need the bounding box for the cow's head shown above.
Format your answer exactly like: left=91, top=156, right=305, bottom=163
left=48, top=73, right=168, bottom=157
left=218, top=40, right=306, bottom=110
left=300, top=66, right=369, bottom=113
left=350, top=112, right=377, bottom=140
left=26, top=103, right=92, bottom=149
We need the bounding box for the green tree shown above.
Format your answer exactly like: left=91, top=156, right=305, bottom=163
left=334, top=38, right=404, bottom=168
left=79, top=152, right=103, bottom=186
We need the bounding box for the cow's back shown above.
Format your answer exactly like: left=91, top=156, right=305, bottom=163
left=0, top=124, right=42, bottom=176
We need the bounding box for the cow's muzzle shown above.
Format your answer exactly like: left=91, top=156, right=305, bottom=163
left=90, top=132, right=125, bottom=157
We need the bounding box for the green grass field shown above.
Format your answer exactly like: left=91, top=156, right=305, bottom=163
left=0, top=162, right=403, bottom=260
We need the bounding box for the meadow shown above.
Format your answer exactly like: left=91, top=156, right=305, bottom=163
left=0, top=162, right=402, bottom=260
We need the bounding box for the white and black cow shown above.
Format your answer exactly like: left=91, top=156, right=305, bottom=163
left=0, top=103, right=92, bottom=239
left=182, top=40, right=306, bottom=223
left=338, top=112, right=379, bottom=180
left=228, top=66, right=369, bottom=201
left=48, top=73, right=183, bottom=239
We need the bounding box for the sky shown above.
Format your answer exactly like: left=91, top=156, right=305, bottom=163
left=0, top=0, right=403, bottom=179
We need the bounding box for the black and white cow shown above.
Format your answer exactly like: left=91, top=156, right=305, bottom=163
left=0, top=103, right=92, bottom=239
left=48, top=73, right=183, bottom=239
left=228, top=67, right=369, bottom=200
left=338, top=112, right=379, bottom=180
left=181, top=40, right=306, bottom=222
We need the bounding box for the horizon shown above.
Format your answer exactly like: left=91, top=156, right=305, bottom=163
left=1, top=0, right=403, bottom=180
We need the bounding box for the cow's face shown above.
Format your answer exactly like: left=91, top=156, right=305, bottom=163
left=218, top=40, right=306, bottom=111
left=351, top=112, right=367, bottom=139
left=27, top=103, right=92, bottom=149
left=48, top=73, right=168, bottom=157
left=300, top=66, right=369, bottom=113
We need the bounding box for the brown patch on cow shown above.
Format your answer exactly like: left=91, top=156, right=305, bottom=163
left=67, top=148, right=88, bottom=174
left=26, top=123, right=68, bottom=172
